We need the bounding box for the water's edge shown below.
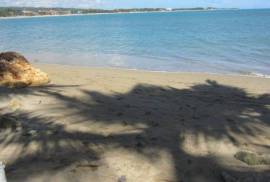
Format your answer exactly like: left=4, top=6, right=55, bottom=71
left=34, top=62, right=270, bottom=79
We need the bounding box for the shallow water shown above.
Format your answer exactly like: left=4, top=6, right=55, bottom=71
left=1, top=9, right=270, bottom=76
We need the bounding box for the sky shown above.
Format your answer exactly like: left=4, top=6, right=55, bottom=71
left=0, top=0, right=270, bottom=9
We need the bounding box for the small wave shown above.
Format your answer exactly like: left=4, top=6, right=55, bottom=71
left=244, top=72, right=270, bottom=78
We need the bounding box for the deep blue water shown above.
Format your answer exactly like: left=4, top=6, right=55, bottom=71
left=1, top=9, right=270, bottom=75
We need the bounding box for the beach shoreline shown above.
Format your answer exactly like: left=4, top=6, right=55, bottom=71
left=1, top=5, right=270, bottom=181
left=35, top=62, right=270, bottom=79
left=1, top=63, right=270, bottom=181
left=38, top=63, right=270, bottom=93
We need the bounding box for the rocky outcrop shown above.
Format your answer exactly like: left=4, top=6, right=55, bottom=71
left=0, top=52, right=49, bottom=87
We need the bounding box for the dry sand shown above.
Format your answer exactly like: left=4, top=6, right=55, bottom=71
left=0, top=63, right=269, bottom=182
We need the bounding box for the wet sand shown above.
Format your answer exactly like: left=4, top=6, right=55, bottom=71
left=0, top=63, right=269, bottom=182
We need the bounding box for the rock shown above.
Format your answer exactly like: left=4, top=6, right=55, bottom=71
left=0, top=52, right=49, bottom=87
left=234, top=151, right=270, bottom=165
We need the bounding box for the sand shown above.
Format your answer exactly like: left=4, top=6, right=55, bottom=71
left=0, top=63, right=269, bottom=182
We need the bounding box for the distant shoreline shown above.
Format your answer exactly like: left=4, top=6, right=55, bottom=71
left=0, top=9, right=236, bottom=20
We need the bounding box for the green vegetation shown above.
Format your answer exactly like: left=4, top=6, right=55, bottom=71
left=0, top=7, right=220, bottom=17
left=0, top=7, right=22, bottom=17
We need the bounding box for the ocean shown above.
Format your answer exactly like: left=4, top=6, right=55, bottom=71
left=1, top=9, right=270, bottom=76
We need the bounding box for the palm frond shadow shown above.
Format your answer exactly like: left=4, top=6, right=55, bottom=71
left=1, top=80, right=270, bottom=181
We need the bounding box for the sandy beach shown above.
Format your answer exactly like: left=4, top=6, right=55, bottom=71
left=0, top=63, right=269, bottom=182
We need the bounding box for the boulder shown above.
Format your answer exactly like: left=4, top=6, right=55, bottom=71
left=0, top=52, right=49, bottom=87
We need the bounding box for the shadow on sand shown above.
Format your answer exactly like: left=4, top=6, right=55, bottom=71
left=0, top=80, right=270, bottom=181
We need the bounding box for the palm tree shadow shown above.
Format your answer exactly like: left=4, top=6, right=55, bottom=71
left=1, top=80, right=270, bottom=181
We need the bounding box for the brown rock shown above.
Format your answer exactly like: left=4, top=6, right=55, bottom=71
left=0, top=52, right=49, bottom=87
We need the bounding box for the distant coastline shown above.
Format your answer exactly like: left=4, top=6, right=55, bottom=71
left=0, top=7, right=238, bottom=19
left=0, top=9, right=238, bottom=20
left=0, top=10, right=218, bottom=20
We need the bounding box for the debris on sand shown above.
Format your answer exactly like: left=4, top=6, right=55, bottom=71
left=234, top=151, right=270, bottom=166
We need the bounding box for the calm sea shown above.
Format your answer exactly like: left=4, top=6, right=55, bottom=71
left=1, top=9, right=270, bottom=76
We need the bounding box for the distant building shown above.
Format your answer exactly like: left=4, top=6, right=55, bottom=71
left=22, top=10, right=38, bottom=16
left=37, top=10, right=71, bottom=16
left=38, top=10, right=57, bottom=15
left=58, top=10, right=71, bottom=15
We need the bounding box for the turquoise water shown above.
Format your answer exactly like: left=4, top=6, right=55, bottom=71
left=1, top=9, right=270, bottom=75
